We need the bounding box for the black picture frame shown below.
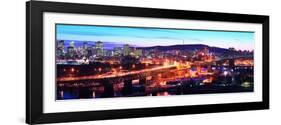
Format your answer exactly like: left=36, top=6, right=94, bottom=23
left=26, top=1, right=269, bottom=124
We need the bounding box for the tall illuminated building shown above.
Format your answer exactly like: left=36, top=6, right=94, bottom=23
left=135, top=49, right=143, bottom=57
left=95, top=41, right=104, bottom=57
left=129, top=47, right=136, bottom=56
left=69, top=41, right=75, bottom=47
left=82, top=42, right=88, bottom=57
left=83, top=42, right=88, bottom=49
left=104, top=49, right=114, bottom=57
left=67, top=41, right=76, bottom=58
left=114, top=47, right=122, bottom=56
left=56, top=40, right=65, bottom=57
left=123, top=44, right=130, bottom=56
left=87, top=46, right=93, bottom=57
left=57, top=40, right=65, bottom=49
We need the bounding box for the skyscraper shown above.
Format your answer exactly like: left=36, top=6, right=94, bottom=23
left=67, top=42, right=75, bottom=58
left=95, top=41, right=104, bottom=57
left=123, top=44, right=130, bottom=56
left=56, top=40, right=65, bottom=57
left=135, top=49, right=143, bottom=57
left=82, top=42, right=88, bottom=57
left=69, top=41, right=75, bottom=47
left=114, top=47, right=122, bottom=56
left=57, top=40, right=65, bottom=49
left=83, top=42, right=88, bottom=49
left=87, top=46, right=93, bottom=57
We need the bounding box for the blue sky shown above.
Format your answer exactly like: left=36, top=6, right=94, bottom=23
left=56, top=24, right=254, bottom=50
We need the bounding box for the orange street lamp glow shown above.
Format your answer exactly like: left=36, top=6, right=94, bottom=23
left=71, top=68, right=75, bottom=72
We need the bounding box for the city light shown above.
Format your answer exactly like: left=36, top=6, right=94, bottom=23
left=56, top=40, right=254, bottom=100
left=223, top=71, right=228, bottom=76
left=71, top=68, right=75, bottom=73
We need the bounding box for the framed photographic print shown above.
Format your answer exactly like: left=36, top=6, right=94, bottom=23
left=26, top=1, right=269, bottom=124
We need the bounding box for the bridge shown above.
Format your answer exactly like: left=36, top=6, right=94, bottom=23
left=57, top=64, right=177, bottom=83
left=56, top=64, right=181, bottom=98
left=56, top=55, right=254, bottom=99
left=57, top=55, right=253, bottom=83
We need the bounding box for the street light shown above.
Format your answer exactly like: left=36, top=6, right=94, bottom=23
left=223, top=71, right=228, bottom=76
left=71, top=68, right=75, bottom=73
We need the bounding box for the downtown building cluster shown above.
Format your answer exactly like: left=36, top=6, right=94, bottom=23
left=56, top=40, right=143, bottom=64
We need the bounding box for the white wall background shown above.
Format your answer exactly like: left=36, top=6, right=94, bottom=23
left=0, top=0, right=279, bottom=124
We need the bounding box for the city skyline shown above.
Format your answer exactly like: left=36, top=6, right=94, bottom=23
left=56, top=24, right=254, bottom=100
left=56, top=24, right=254, bottom=51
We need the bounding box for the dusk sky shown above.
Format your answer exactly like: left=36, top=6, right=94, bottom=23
left=56, top=24, right=254, bottom=50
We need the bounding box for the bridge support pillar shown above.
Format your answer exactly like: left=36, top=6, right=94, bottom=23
left=139, top=78, right=146, bottom=85
left=122, top=79, right=133, bottom=96
left=101, top=79, right=114, bottom=98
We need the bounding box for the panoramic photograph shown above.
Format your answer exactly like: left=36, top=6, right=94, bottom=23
left=55, top=24, right=254, bottom=100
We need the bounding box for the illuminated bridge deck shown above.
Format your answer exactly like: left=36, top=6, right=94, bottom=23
left=57, top=64, right=177, bottom=82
